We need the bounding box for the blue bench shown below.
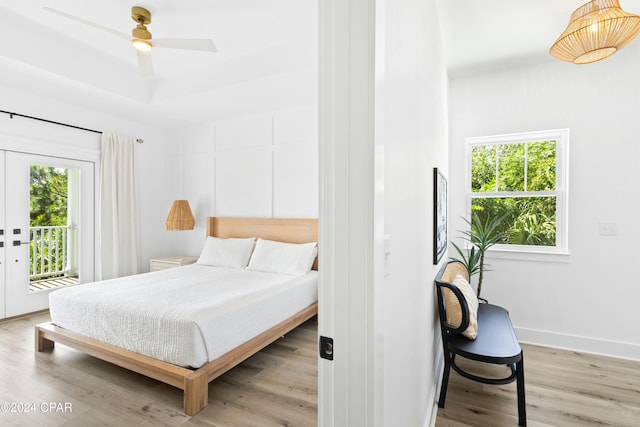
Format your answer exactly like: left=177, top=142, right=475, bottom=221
left=435, top=260, right=526, bottom=426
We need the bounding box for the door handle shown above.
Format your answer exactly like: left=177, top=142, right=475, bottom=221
left=13, top=240, right=29, bottom=246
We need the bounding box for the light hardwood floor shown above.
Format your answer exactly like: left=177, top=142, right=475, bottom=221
left=0, top=311, right=317, bottom=427
left=2, top=312, right=639, bottom=426
left=436, top=343, right=640, bottom=426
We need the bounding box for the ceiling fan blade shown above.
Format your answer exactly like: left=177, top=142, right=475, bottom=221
left=151, top=38, right=217, bottom=53
left=43, top=7, right=130, bottom=41
left=136, top=51, right=155, bottom=77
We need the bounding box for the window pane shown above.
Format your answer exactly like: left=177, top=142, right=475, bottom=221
left=29, top=165, right=79, bottom=291
left=471, top=196, right=556, bottom=246
left=527, top=140, right=556, bottom=191
left=497, top=143, right=525, bottom=191
left=471, top=145, right=496, bottom=192
left=30, top=166, right=68, bottom=227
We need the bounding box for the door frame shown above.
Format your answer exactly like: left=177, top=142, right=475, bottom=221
left=0, top=151, right=5, bottom=319
left=318, top=0, right=383, bottom=425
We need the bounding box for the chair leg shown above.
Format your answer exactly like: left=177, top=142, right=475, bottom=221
left=516, top=353, right=526, bottom=426
left=438, top=353, right=452, bottom=408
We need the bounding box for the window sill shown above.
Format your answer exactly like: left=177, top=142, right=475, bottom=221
left=485, top=247, right=570, bottom=263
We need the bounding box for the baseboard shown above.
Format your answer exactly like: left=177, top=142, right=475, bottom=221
left=515, top=326, right=640, bottom=361
left=425, top=400, right=439, bottom=427
left=425, top=338, right=444, bottom=427
left=0, top=308, right=49, bottom=324
left=423, top=371, right=440, bottom=427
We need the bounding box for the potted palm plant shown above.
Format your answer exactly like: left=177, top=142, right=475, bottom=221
left=451, top=212, right=507, bottom=301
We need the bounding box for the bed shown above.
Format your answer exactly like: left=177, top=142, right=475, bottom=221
left=35, top=217, right=318, bottom=415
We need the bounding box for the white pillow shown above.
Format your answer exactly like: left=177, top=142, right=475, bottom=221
left=196, top=237, right=256, bottom=269
left=246, top=238, right=317, bottom=276
left=442, top=274, right=479, bottom=340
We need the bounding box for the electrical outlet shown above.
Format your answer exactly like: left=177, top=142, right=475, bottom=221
left=598, top=222, right=617, bottom=236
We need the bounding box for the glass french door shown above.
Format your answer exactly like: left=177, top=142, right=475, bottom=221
left=1, top=151, right=94, bottom=318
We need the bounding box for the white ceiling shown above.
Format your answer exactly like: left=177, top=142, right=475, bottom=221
left=0, top=0, right=317, bottom=127
left=2, top=1, right=640, bottom=128
left=436, top=0, right=640, bottom=78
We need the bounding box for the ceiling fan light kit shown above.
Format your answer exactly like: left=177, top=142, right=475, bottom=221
left=550, top=0, right=640, bottom=64
left=131, top=7, right=153, bottom=52
left=132, top=38, right=152, bottom=52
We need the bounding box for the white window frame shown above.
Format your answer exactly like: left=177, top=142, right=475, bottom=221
left=465, top=129, right=569, bottom=256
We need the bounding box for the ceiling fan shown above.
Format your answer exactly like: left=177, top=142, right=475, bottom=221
left=43, top=6, right=217, bottom=77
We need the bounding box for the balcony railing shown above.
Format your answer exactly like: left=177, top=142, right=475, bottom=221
left=29, top=225, right=77, bottom=282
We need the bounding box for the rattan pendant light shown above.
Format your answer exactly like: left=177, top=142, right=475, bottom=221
left=550, top=0, right=640, bottom=64
left=165, top=200, right=195, bottom=230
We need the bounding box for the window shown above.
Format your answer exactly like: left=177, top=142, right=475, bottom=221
left=466, top=129, right=568, bottom=253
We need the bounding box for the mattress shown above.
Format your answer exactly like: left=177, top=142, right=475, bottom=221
left=48, top=264, right=318, bottom=368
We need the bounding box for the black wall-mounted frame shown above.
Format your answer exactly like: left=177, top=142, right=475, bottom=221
left=433, top=167, right=447, bottom=264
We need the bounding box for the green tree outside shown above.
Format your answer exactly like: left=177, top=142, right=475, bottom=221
left=30, top=166, right=68, bottom=226
left=471, top=140, right=557, bottom=246
left=29, top=165, right=69, bottom=281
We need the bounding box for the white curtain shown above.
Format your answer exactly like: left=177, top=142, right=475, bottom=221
left=99, top=133, right=140, bottom=280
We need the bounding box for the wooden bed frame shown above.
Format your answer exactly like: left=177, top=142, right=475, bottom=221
left=35, top=217, right=318, bottom=416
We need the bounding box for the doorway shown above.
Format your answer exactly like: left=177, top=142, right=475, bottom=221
left=1, top=151, right=95, bottom=318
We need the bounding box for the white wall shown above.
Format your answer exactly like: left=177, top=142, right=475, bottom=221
left=448, top=49, right=640, bottom=360
left=0, top=85, right=171, bottom=279
left=164, top=104, right=319, bottom=258
left=381, top=0, right=449, bottom=425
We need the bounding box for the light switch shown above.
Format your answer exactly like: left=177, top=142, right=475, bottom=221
left=384, top=234, right=391, bottom=277
left=598, top=222, right=617, bottom=236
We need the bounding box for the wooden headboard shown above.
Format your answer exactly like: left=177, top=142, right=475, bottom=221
left=205, top=217, right=319, bottom=270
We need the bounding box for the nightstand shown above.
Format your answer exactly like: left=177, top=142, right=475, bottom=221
left=149, top=256, right=198, bottom=272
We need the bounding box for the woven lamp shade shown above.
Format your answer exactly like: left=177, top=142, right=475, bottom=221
left=166, top=200, right=195, bottom=230
left=550, top=0, right=640, bottom=64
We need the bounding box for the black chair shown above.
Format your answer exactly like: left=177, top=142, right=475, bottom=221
left=435, top=260, right=526, bottom=426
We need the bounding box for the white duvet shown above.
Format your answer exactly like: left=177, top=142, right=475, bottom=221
left=49, top=264, right=318, bottom=368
